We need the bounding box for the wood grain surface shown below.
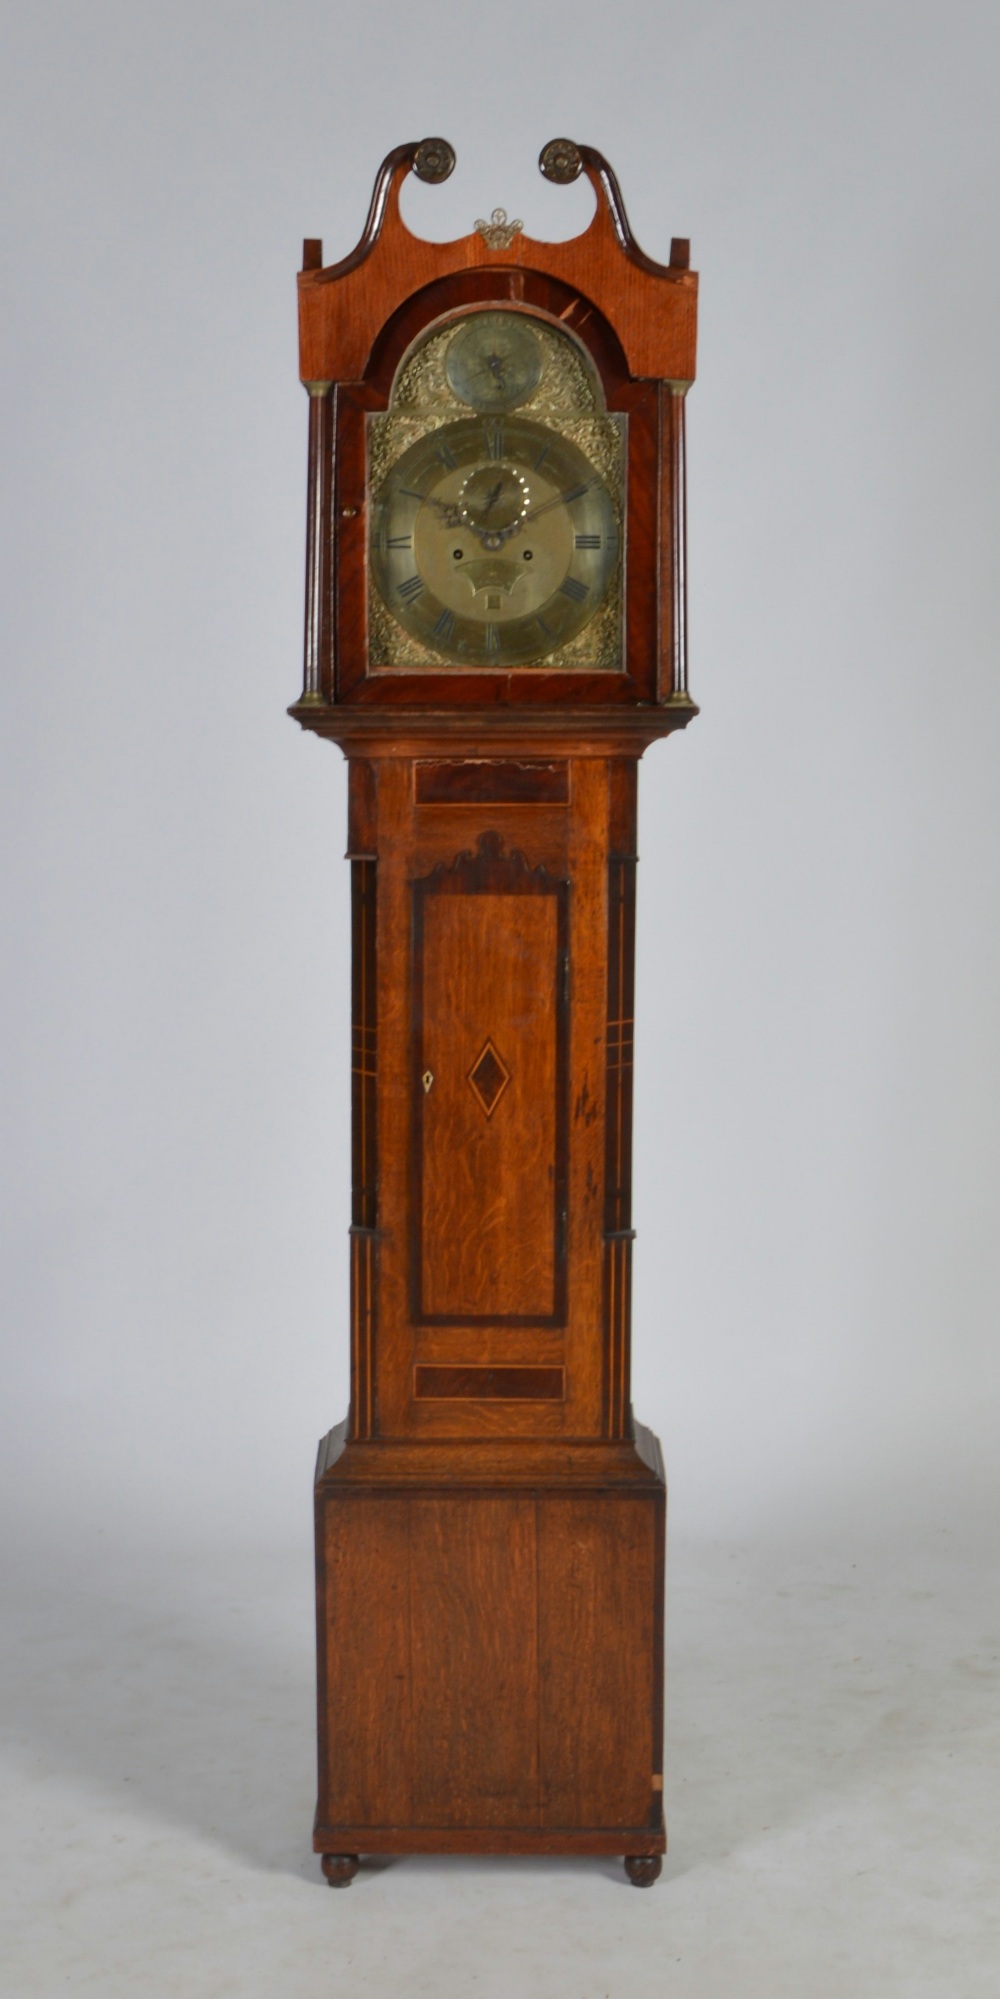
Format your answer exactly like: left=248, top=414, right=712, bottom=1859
left=409, top=1496, right=539, bottom=1828
left=413, top=866, right=565, bottom=1325
left=315, top=1480, right=665, bottom=1847
left=537, top=1496, right=657, bottom=1828
left=413, top=1364, right=565, bottom=1400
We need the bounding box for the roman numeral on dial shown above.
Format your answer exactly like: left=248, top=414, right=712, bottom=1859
left=431, top=608, right=456, bottom=643
left=575, top=534, right=601, bottom=550
left=386, top=534, right=412, bottom=550
left=559, top=576, right=589, bottom=603
left=484, top=423, right=505, bottom=461
left=484, top=623, right=500, bottom=651
left=397, top=574, right=424, bottom=603
left=436, top=442, right=458, bottom=470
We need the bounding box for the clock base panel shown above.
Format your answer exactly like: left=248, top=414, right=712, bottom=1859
left=314, top=1826, right=666, bottom=1858
left=314, top=1417, right=666, bottom=1872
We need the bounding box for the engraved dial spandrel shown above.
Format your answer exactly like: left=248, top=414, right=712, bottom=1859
left=370, top=413, right=619, bottom=668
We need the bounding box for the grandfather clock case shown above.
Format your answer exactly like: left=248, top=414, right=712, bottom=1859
left=292, top=139, right=698, bottom=1888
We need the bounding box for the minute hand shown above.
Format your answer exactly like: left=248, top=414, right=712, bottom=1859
left=522, top=480, right=592, bottom=523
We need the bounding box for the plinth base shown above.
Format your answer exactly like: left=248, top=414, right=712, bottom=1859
left=313, top=1418, right=666, bottom=1881
left=317, top=1832, right=664, bottom=1887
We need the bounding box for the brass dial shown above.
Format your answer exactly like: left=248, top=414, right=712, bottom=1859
left=370, top=414, right=619, bottom=667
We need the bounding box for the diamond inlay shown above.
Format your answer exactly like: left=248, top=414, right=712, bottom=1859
left=467, top=1038, right=511, bottom=1119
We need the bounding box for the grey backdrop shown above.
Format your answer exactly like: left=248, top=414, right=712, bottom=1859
left=3, top=0, right=998, bottom=1554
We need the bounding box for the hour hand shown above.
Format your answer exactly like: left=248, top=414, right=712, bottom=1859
left=425, top=496, right=464, bottom=529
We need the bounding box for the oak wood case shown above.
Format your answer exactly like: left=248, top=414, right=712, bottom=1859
left=292, top=139, right=697, bottom=1884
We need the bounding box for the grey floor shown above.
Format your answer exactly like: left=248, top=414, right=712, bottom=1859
left=2, top=1513, right=997, bottom=1997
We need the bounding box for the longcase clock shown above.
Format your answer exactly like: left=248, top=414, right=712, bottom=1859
left=291, top=137, right=698, bottom=1888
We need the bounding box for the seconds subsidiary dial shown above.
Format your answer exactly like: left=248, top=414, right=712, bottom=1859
left=370, top=414, right=619, bottom=667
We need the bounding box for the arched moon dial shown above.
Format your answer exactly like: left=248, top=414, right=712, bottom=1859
left=445, top=313, right=544, bottom=412
left=371, top=414, right=619, bottom=667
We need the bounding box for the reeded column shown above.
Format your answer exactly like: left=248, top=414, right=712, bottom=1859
left=603, top=759, right=638, bottom=1440
left=301, top=380, right=333, bottom=702
left=669, top=383, right=689, bottom=700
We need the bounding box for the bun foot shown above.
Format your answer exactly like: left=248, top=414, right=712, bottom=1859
left=624, top=1854, right=662, bottom=1888
left=321, top=1853, right=360, bottom=1887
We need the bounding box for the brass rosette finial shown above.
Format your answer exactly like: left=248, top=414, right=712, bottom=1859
left=412, top=138, right=456, bottom=184
left=539, top=138, right=582, bottom=185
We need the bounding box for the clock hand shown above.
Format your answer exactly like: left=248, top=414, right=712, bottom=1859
left=522, top=480, right=593, bottom=524
left=423, top=495, right=464, bottom=528
left=417, top=494, right=503, bottom=546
